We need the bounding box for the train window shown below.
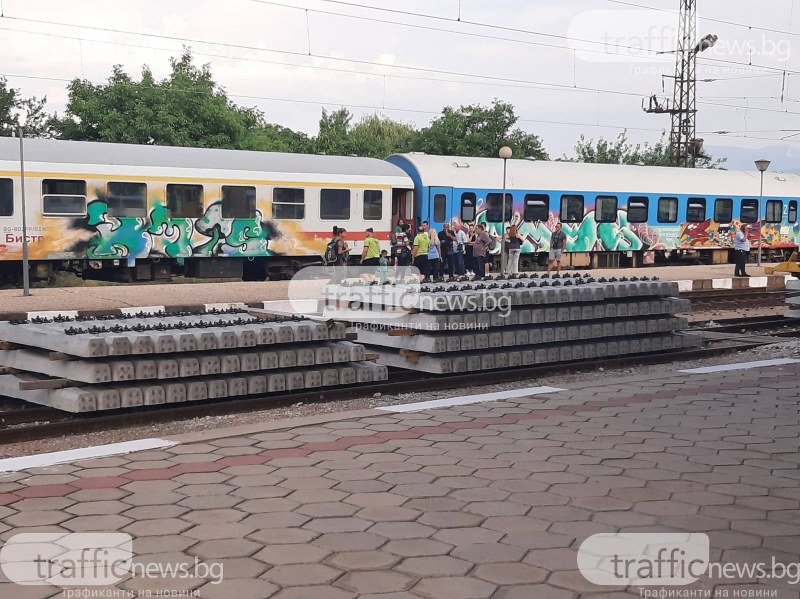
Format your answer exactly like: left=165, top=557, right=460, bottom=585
left=740, top=199, right=758, bottom=223
left=167, top=184, right=203, bottom=218
left=627, top=196, right=649, bottom=223
left=486, top=193, right=513, bottom=223
left=106, top=182, right=147, bottom=218
left=272, top=188, right=305, bottom=220
left=0, top=178, right=12, bottom=216
left=714, top=198, right=733, bottom=224
left=657, top=197, right=678, bottom=223
left=363, top=190, right=382, bottom=220
left=595, top=196, right=618, bottom=223
left=221, top=186, right=256, bottom=219
left=321, top=189, right=350, bottom=220
left=686, top=198, right=707, bottom=222
left=523, top=194, right=549, bottom=222
left=560, top=194, right=584, bottom=223
left=766, top=200, right=783, bottom=223
left=433, top=194, right=447, bottom=223
left=42, top=179, right=86, bottom=215
left=789, top=200, right=798, bottom=223
left=461, top=193, right=476, bottom=222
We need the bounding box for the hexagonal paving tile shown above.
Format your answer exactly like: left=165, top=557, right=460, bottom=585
left=336, top=570, right=415, bottom=594
left=184, top=522, right=257, bottom=540
left=313, top=532, right=387, bottom=552
left=413, top=576, right=497, bottom=599
left=197, top=578, right=278, bottom=599
left=367, top=522, right=436, bottom=539
left=254, top=544, right=331, bottom=566
left=473, top=562, right=548, bottom=585
left=382, top=539, right=453, bottom=557
left=397, top=555, right=473, bottom=577
left=344, top=492, right=408, bottom=508
left=180, top=508, right=244, bottom=524
left=63, top=514, right=132, bottom=532
left=124, top=518, right=192, bottom=537
left=451, top=542, right=528, bottom=564
left=188, top=538, right=261, bottom=559
left=5, top=511, right=72, bottom=527
left=325, top=550, right=401, bottom=571
left=262, top=563, right=342, bottom=586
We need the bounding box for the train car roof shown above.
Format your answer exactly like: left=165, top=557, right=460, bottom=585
left=0, top=137, right=412, bottom=180
left=388, top=153, right=800, bottom=197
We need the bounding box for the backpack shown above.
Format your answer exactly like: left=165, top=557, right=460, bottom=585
left=488, top=236, right=497, bottom=251
left=324, top=239, right=339, bottom=264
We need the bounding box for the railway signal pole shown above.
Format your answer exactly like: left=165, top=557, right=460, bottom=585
left=643, top=0, right=717, bottom=167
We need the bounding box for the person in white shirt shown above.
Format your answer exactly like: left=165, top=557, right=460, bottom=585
left=732, top=224, right=751, bottom=277
left=452, top=226, right=468, bottom=276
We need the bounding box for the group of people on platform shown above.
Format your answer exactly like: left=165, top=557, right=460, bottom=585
left=326, top=221, right=566, bottom=284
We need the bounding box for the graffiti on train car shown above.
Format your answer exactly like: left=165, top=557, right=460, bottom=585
left=468, top=197, right=656, bottom=253
left=679, top=220, right=800, bottom=249
left=82, top=198, right=283, bottom=260
left=465, top=195, right=800, bottom=252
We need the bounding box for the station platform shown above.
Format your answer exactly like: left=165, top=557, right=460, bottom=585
left=1, top=358, right=799, bottom=598
left=0, top=264, right=790, bottom=318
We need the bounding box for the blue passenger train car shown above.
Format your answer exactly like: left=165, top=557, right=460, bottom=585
left=387, top=153, right=800, bottom=267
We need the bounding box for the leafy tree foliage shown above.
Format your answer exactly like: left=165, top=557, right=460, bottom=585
left=412, top=100, right=548, bottom=160
left=0, top=77, right=50, bottom=137
left=569, top=131, right=724, bottom=168
left=313, top=108, right=417, bottom=158
left=52, top=50, right=306, bottom=152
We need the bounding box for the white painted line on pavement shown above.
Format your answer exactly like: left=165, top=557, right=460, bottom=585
left=748, top=276, right=769, bottom=288
left=679, top=358, right=800, bottom=375
left=675, top=280, right=694, bottom=293
left=26, top=311, right=80, bottom=320
left=711, top=278, right=733, bottom=289
left=0, top=438, right=177, bottom=473
left=120, top=306, right=166, bottom=315
left=377, top=386, right=567, bottom=413
left=204, top=303, right=248, bottom=312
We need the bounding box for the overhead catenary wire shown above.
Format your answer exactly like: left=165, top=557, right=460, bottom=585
left=606, top=0, right=800, bottom=40
left=1, top=3, right=798, bottom=144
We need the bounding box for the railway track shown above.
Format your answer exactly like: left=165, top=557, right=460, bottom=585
left=0, top=339, right=780, bottom=445
left=683, top=287, right=787, bottom=311
left=0, top=287, right=794, bottom=445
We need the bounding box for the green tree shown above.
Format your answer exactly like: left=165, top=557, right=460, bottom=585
left=413, top=100, right=548, bottom=159
left=312, top=109, right=418, bottom=158
left=0, top=77, right=51, bottom=137
left=53, top=50, right=309, bottom=152
left=348, top=114, right=417, bottom=158
left=569, top=131, right=724, bottom=168
left=314, top=107, right=354, bottom=155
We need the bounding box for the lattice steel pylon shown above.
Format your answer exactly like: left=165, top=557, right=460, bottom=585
left=644, top=0, right=715, bottom=167
left=670, top=0, right=697, bottom=168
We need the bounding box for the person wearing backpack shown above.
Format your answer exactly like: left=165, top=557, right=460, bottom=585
left=325, top=226, right=350, bottom=284
left=472, top=224, right=492, bottom=280
left=325, top=226, right=350, bottom=266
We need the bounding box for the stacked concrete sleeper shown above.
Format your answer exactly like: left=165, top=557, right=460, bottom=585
left=0, top=311, right=387, bottom=413
left=343, top=276, right=701, bottom=374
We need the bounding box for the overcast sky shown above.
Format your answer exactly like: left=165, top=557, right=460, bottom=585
left=2, top=0, right=799, bottom=172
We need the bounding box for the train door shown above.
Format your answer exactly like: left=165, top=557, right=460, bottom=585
left=429, top=187, right=452, bottom=229
left=391, top=188, right=414, bottom=231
